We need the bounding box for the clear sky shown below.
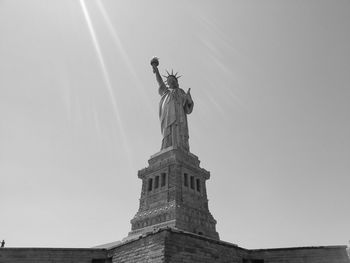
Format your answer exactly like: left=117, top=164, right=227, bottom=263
left=1, top=0, right=349, bottom=249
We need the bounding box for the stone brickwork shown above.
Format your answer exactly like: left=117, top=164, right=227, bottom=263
left=108, top=231, right=167, bottom=263
left=111, top=228, right=350, bottom=263
left=250, top=246, right=350, bottom=263
left=1, top=229, right=348, bottom=262
left=128, top=147, right=219, bottom=240
left=163, top=229, right=249, bottom=262
left=0, top=248, right=108, bottom=263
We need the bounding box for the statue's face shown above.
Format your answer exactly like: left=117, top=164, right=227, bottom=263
left=167, top=76, right=178, bottom=89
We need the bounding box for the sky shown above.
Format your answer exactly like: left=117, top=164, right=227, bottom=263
left=0, top=0, right=349, bottom=249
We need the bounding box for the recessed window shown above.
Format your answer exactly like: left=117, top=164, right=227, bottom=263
left=184, top=173, right=188, bottom=187
left=148, top=178, right=153, bottom=192
left=155, top=176, right=159, bottom=189
left=190, top=176, right=194, bottom=189
left=161, top=173, right=166, bottom=187
left=196, top=178, right=201, bottom=192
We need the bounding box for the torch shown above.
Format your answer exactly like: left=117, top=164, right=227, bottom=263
left=150, top=56, right=159, bottom=73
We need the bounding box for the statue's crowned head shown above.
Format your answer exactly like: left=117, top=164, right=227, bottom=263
left=164, top=70, right=181, bottom=89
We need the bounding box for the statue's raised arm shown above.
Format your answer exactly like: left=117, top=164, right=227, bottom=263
left=150, top=57, right=167, bottom=95
left=149, top=57, right=194, bottom=152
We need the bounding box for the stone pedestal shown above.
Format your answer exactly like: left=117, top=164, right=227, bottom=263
left=128, top=147, right=219, bottom=240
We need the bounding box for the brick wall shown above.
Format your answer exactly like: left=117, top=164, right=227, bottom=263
left=109, top=229, right=250, bottom=263
left=109, top=231, right=166, bottom=263
left=0, top=248, right=107, bottom=263
left=116, top=228, right=349, bottom=263
left=163, top=230, right=350, bottom=263
left=2, top=230, right=348, bottom=263
left=163, top=230, right=249, bottom=263
left=251, top=246, right=350, bottom=263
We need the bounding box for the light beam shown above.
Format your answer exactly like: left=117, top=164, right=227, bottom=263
left=95, top=0, right=151, bottom=109
left=79, top=0, right=133, bottom=168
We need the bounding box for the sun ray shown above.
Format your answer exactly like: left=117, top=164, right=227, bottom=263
left=95, top=0, right=151, bottom=109
left=79, top=0, right=133, bottom=169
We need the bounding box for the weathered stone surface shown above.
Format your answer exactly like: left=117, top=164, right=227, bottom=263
left=129, top=147, right=219, bottom=240
left=1, top=229, right=348, bottom=262
left=110, top=229, right=350, bottom=263
left=0, top=248, right=108, bottom=263
left=108, top=230, right=167, bottom=263
left=250, top=246, right=350, bottom=263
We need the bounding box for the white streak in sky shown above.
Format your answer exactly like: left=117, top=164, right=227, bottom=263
left=96, top=0, right=137, bottom=81
left=79, top=0, right=132, bottom=167
left=95, top=0, right=151, bottom=109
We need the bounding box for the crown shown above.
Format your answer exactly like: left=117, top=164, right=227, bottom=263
left=163, top=69, right=182, bottom=83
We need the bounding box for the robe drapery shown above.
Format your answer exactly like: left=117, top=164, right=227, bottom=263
left=158, top=85, right=193, bottom=152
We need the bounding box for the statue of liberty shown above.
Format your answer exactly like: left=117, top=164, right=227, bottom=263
left=150, top=57, right=194, bottom=152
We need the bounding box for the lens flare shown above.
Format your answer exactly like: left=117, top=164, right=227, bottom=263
left=95, top=0, right=151, bottom=109
left=96, top=0, right=137, bottom=81
left=79, top=0, right=132, bottom=168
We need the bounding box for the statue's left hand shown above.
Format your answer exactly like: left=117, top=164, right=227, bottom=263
left=186, top=88, right=193, bottom=103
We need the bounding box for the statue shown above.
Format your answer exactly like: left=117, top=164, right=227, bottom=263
left=150, top=57, right=194, bottom=152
